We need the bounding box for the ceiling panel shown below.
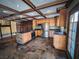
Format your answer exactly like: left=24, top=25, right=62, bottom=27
left=27, top=18, right=33, bottom=20
left=35, top=16, right=44, bottom=19
left=0, top=0, right=31, bottom=11
left=40, top=7, right=56, bottom=14
left=16, top=15, right=27, bottom=18
left=5, top=15, right=27, bottom=20
left=21, top=19, right=28, bottom=21
left=40, top=4, right=65, bottom=14
left=0, top=12, right=9, bottom=18
left=0, top=8, right=15, bottom=14
left=30, top=0, right=56, bottom=7
left=26, top=11, right=40, bottom=16
left=0, top=8, right=15, bottom=18
left=15, top=20, right=23, bottom=22
left=46, top=13, right=60, bottom=18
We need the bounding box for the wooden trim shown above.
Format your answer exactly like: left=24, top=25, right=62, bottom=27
left=65, top=0, right=74, bottom=8
left=10, top=21, right=13, bottom=38
left=66, top=50, right=72, bottom=59
left=0, top=4, right=36, bottom=20
left=0, top=24, right=3, bottom=39
left=21, top=0, right=67, bottom=13
left=74, top=12, right=79, bottom=59
left=66, top=11, right=70, bottom=50
left=36, top=0, right=67, bottom=10
left=0, top=4, right=19, bottom=13
left=0, top=22, right=13, bottom=39
left=54, top=16, right=57, bottom=26
left=67, top=4, right=79, bottom=59
left=1, top=25, right=10, bottom=27
left=65, top=10, right=71, bottom=59
left=32, top=12, right=57, bottom=17
left=22, top=0, right=46, bottom=18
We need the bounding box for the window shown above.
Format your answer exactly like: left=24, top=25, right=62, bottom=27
left=68, top=11, right=79, bottom=59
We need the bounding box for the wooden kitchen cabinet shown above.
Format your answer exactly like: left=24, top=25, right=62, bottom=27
left=53, top=34, right=66, bottom=50
left=35, top=30, right=43, bottom=37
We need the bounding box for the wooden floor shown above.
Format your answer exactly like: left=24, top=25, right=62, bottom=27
left=0, top=37, right=66, bottom=59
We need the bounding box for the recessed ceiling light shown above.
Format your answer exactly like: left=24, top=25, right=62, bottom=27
left=17, top=4, right=20, bottom=8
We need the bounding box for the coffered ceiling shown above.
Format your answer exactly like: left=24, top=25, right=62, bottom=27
left=0, top=0, right=68, bottom=22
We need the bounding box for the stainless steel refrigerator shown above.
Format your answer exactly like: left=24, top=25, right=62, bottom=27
left=42, top=23, right=49, bottom=38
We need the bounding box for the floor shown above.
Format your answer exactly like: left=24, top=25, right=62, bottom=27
left=0, top=37, right=66, bottom=59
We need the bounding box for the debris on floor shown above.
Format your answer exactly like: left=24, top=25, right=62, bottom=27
left=0, top=37, right=66, bottom=59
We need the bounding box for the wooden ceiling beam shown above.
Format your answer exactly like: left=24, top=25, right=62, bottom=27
left=0, top=4, right=19, bottom=13
left=2, top=14, right=36, bottom=20
left=37, top=0, right=67, bottom=10
left=23, top=0, right=47, bottom=18
left=0, top=0, right=67, bottom=20
left=0, top=4, right=36, bottom=20
left=34, top=12, right=57, bottom=17
left=65, top=0, right=73, bottom=8
left=20, top=0, right=67, bottom=14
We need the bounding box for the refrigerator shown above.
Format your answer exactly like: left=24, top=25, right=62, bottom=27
left=42, top=23, right=49, bottom=38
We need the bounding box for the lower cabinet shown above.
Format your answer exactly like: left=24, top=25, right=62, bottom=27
left=16, top=32, right=32, bottom=44
left=53, top=34, right=66, bottom=50
left=35, top=30, right=43, bottom=37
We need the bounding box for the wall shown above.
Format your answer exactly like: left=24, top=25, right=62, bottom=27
left=11, top=21, right=17, bottom=34
left=0, top=20, right=17, bottom=35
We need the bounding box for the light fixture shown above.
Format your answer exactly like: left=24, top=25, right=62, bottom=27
left=3, top=10, right=7, bottom=13
left=47, top=10, right=53, bottom=14
left=19, top=15, right=23, bottom=18
left=17, top=4, right=20, bottom=8
left=3, top=10, right=14, bottom=14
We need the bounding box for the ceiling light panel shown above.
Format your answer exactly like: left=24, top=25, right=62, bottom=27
left=40, top=7, right=56, bottom=14
left=30, top=0, right=56, bottom=7
left=16, top=15, right=26, bottom=18
left=0, top=8, right=15, bottom=14
left=35, top=16, right=44, bottom=19
left=40, top=4, right=65, bottom=14
left=0, top=0, right=31, bottom=11
left=27, top=18, right=33, bottom=20
left=46, top=13, right=60, bottom=18
left=26, top=11, right=40, bottom=16
left=0, top=12, right=9, bottom=17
